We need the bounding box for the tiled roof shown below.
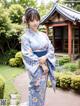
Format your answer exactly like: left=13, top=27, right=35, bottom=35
left=40, top=3, right=80, bottom=24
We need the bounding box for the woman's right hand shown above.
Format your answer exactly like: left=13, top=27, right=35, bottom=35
left=39, top=56, right=47, bottom=65
left=41, top=64, right=48, bottom=75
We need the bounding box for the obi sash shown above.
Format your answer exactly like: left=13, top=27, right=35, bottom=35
left=33, top=50, right=47, bottom=57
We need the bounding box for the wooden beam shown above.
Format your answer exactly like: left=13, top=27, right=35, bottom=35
left=68, top=22, right=72, bottom=58
left=78, top=24, right=80, bottom=55
left=47, top=23, right=68, bottom=27
left=45, top=25, right=49, bottom=35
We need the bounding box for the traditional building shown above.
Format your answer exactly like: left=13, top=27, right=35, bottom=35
left=40, top=3, right=80, bottom=59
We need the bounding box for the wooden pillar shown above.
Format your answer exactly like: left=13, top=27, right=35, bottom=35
left=68, top=22, right=72, bottom=58
left=78, top=24, right=80, bottom=55
left=72, top=28, right=75, bottom=59
left=53, top=27, right=55, bottom=46
left=45, top=25, right=49, bottom=35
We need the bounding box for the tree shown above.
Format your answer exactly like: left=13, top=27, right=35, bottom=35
left=15, top=0, right=37, bottom=8
left=9, top=4, right=24, bottom=24
left=37, top=1, right=54, bottom=17
left=75, top=4, right=80, bottom=11
left=63, top=0, right=80, bottom=10
left=3, top=0, right=37, bottom=8
left=0, top=0, right=12, bottom=8
left=0, top=3, right=11, bottom=53
left=0, top=3, right=24, bottom=54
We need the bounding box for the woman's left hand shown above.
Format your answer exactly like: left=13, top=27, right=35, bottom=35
left=39, top=56, right=47, bottom=65
left=41, top=64, right=48, bottom=74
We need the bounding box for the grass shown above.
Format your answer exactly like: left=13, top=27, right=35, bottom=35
left=0, top=64, right=25, bottom=106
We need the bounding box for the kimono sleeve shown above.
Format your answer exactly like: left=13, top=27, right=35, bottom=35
left=45, top=34, right=56, bottom=70
left=21, top=35, right=39, bottom=76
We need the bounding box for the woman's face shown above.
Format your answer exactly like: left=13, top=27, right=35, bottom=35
left=28, top=19, right=40, bottom=32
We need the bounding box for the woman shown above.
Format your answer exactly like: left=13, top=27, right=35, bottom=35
left=21, top=7, right=56, bottom=106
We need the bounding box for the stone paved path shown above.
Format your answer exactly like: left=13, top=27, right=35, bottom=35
left=13, top=71, right=80, bottom=106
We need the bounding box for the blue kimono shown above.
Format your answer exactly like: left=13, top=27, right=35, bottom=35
left=21, top=28, right=56, bottom=106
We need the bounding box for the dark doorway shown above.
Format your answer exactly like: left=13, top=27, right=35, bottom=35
left=53, top=26, right=68, bottom=53
left=54, top=27, right=64, bottom=52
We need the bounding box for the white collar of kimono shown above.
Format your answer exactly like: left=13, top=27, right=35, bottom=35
left=27, top=28, right=39, bottom=35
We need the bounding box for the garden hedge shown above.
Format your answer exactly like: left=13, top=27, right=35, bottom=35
left=0, top=75, right=5, bottom=99
left=9, top=51, right=23, bottom=67
left=48, top=72, right=80, bottom=92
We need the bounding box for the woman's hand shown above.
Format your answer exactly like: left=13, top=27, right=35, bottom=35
left=39, top=56, right=47, bottom=65
left=41, top=64, right=48, bottom=75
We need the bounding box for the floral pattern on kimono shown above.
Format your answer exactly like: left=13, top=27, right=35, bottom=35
left=21, top=28, right=56, bottom=106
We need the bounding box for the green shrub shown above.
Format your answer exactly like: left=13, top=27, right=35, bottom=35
left=10, top=23, right=24, bottom=36
left=9, top=4, right=24, bottom=24
left=15, top=51, right=23, bottom=66
left=55, top=72, right=60, bottom=87
left=0, top=49, right=18, bottom=65
left=58, top=56, right=71, bottom=66
left=0, top=75, right=5, bottom=99
left=52, top=71, right=80, bottom=91
left=9, top=51, right=23, bottom=67
left=78, top=59, right=80, bottom=69
left=0, top=4, right=11, bottom=54
left=61, top=71, right=73, bottom=75
left=63, top=63, right=77, bottom=72
left=76, top=4, right=80, bottom=12
left=9, top=57, right=22, bottom=67
left=60, top=74, right=71, bottom=89
left=15, top=51, right=22, bottom=59
left=15, top=57, right=22, bottom=67
left=9, top=58, right=17, bottom=67
left=71, top=75, right=80, bottom=91
left=6, top=49, right=18, bottom=57
left=0, top=5, right=11, bottom=37
left=0, top=54, right=9, bottom=65
left=55, top=71, right=80, bottom=91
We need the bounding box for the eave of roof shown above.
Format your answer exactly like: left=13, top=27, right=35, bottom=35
left=40, top=3, right=80, bottom=25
